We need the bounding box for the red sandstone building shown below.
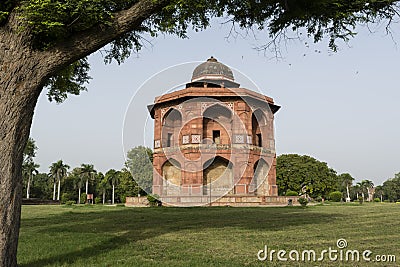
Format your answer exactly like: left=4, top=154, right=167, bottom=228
left=148, top=57, right=283, bottom=206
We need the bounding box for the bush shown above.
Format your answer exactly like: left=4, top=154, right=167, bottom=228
left=298, top=197, right=308, bottom=207
left=147, top=194, right=162, bottom=207
left=374, top=198, right=380, bottom=202
left=80, top=193, right=87, bottom=204
left=315, top=196, right=323, bottom=202
left=94, top=197, right=101, bottom=204
left=285, top=190, right=298, bottom=196
left=358, top=196, right=364, bottom=204
left=61, top=193, right=73, bottom=204
left=329, top=191, right=342, bottom=202
left=64, top=200, right=75, bottom=206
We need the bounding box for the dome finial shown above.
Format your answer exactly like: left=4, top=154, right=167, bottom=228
left=207, top=56, right=217, bottom=62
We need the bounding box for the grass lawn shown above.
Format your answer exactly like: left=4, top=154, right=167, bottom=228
left=18, top=203, right=400, bottom=266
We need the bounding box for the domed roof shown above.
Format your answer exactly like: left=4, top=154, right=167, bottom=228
left=191, top=57, right=234, bottom=82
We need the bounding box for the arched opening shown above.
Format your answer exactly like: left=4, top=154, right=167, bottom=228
left=162, top=108, right=182, bottom=147
left=202, top=156, right=233, bottom=195
left=251, top=159, right=269, bottom=194
left=251, top=109, right=267, bottom=147
left=203, top=104, right=232, bottom=145
left=162, top=159, right=181, bottom=195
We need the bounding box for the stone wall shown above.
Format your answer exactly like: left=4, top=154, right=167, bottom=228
left=125, top=196, right=149, bottom=207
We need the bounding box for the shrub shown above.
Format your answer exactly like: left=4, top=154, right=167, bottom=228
left=61, top=192, right=73, bottom=204
left=64, top=200, right=75, bottom=206
left=147, top=194, right=162, bottom=207
left=298, top=197, right=308, bottom=207
left=329, top=191, right=342, bottom=202
left=373, top=198, right=380, bottom=202
left=80, top=193, right=87, bottom=204
left=358, top=196, right=364, bottom=204
left=285, top=190, right=298, bottom=196
left=94, top=197, right=101, bottom=204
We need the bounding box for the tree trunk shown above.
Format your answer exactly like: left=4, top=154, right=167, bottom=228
left=0, top=51, right=44, bottom=266
left=26, top=175, right=31, bottom=199
left=112, top=184, right=115, bottom=205
left=57, top=178, right=61, bottom=201
left=346, top=185, right=350, bottom=202
left=86, top=178, right=89, bottom=194
left=367, top=188, right=372, bottom=202
left=78, top=187, right=81, bottom=204
left=103, top=190, right=106, bottom=205
left=53, top=181, right=57, bottom=200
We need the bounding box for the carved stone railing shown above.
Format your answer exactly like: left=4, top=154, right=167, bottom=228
left=154, top=144, right=275, bottom=155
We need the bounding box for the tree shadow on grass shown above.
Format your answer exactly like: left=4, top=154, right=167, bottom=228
left=19, top=206, right=342, bottom=266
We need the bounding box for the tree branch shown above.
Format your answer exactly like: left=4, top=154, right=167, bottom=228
left=46, top=0, right=170, bottom=71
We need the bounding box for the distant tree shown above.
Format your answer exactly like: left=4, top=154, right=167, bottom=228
left=96, top=173, right=109, bottom=205
left=22, top=162, right=39, bottom=199
left=23, top=137, right=37, bottom=164
left=29, top=173, right=52, bottom=200
left=337, top=173, right=355, bottom=202
left=382, top=173, right=400, bottom=202
left=356, top=181, right=366, bottom=200
left=79, top=164, right=96, bottom=195
left=351, top=184, right=360, bottom=200
left=276, top=154, right=337, bottom=198
left=22, top=137, right=39, bottom=199
left=105, top=169, right=120, bottom=205
left=69, top=167, right=84, bottom=204
left=356, top=180, right=374, bottom=201
left=363, top=180, right=374, bottom=202
left=125, top=146, right=153, bottom=194
left=117, top=168, right=145, bottom=203
left=374, top=185, right=384, bottom=202
left=49, top=160, right=70, bottom=201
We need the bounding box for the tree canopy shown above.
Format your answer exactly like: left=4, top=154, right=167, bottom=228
left=382, top=172, right=400, bottom=201
left=125, top=146, right=153, bottom=193
left=276, top=154, right=338, bottom=198
left=1, top=0, right=399, bottom=104
left=23, top=137, right=37, bottom=164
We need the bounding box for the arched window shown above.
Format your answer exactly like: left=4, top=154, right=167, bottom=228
left=162, top=108, right=182, bottom=147
left=202, top=104, right=232, bottom=145
left=251, top=109, right=267, bottom=147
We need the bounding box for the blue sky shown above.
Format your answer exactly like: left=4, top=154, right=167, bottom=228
left=31, top=20, right=400, bottom=185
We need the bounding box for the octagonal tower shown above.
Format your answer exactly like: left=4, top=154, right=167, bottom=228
left=148, top=57, right=281, bottom=206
